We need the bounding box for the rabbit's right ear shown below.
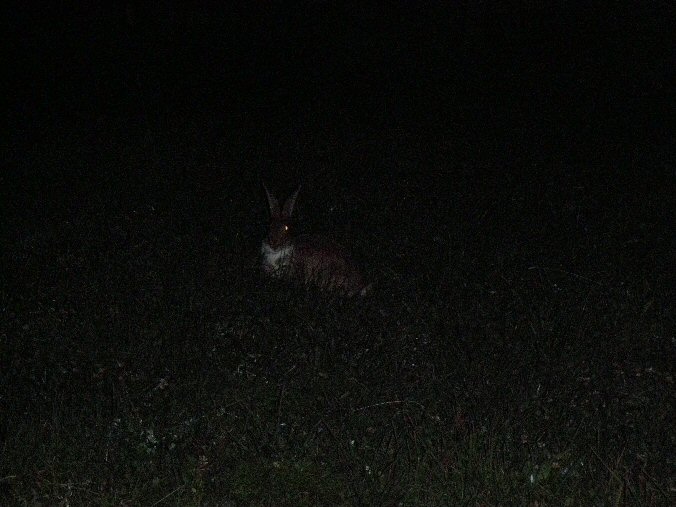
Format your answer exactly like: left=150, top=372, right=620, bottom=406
left=263, top=182, right=280, bottom=218
left=282, top=185, right=301, bottom=218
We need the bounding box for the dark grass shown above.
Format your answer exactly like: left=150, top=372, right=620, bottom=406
left=1, top=107, right=674, bottom=506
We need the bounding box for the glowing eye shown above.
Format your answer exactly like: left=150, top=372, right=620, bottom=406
left=284, top=225, right=289, bottom=231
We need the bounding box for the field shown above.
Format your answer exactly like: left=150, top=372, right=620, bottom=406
left=1, top=102, right=673, bottom=506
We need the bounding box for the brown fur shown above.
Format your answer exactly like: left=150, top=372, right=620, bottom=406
left=261, top=184, right=369, bottom=296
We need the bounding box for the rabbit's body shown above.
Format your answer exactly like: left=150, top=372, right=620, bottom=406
left=261, top=185, right=369, bottom=297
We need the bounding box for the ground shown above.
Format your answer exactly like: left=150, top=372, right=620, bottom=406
left=1, top=99, right=673, bottom=506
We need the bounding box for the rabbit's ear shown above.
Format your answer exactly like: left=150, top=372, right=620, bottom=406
left=263, top=182, right=280, bottom=218
left=282, top=185, right=301, bottom=218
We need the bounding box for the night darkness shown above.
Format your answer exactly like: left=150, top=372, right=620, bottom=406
left=2, top=2, right=674, bottom=504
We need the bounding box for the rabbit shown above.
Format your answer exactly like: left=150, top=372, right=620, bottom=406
left=261, top=183, right=370, bottom=297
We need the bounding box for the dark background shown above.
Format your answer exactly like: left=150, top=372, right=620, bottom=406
left=1, top=2, right=674, bottom=504
left=7, top=2, right=671, bottom=149
left=5, top=2, right=673, bottom=221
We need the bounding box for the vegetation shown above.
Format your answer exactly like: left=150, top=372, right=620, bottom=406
left=2, top=110, right=673, bottom=506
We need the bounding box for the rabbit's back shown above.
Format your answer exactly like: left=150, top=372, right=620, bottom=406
left=291, top=235, right=367, bottom=296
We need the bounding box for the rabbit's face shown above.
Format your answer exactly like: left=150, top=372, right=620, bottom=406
left=267, top=218, right=292, bottom=249
left=263, top=184, right=300, bottom=249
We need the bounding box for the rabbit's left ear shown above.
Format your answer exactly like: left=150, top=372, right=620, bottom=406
left=263, top=182, right=280, bottom=217
left=282, top=185, right=301, bottom=218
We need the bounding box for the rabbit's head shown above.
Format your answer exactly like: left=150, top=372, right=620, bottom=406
left=263, top=183, right=300, bottom=249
